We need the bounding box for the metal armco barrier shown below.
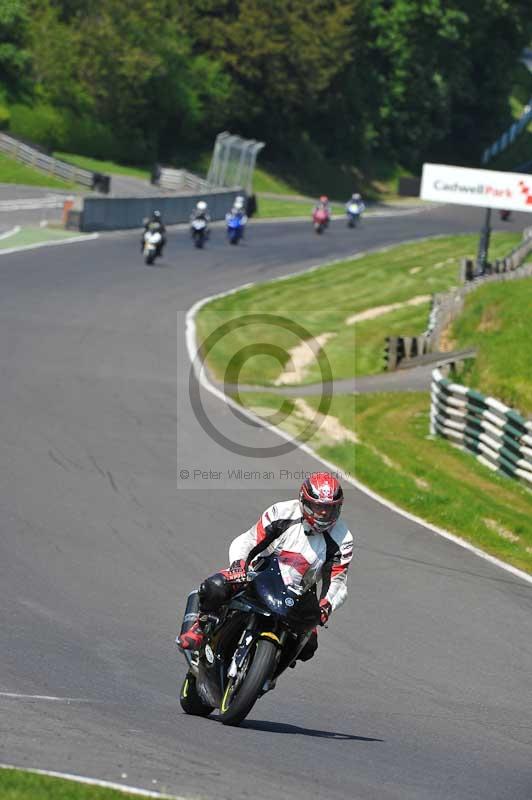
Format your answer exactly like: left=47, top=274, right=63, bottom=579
left=152, top=165, right=212, bottom=193
left=431, top=368, right=532, bottom=485
left=77, top=189, right=241, bottom=231
left=384, top=227, right=532, bottom=370
left=0, top=132, right=110, bottom=193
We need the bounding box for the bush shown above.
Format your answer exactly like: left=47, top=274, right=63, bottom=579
left=9, top=103, right=67, bottom=150
left=0, top=104, right=9, bottom=130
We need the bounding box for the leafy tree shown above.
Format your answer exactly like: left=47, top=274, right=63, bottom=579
left=0, top=0, right=31, bottom=98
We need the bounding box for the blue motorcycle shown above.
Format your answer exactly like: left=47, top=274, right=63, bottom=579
left=226, top=212, right=247, bottom=245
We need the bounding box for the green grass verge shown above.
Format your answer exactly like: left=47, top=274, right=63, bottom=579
left=255, top=197, right=341, bottom=218
left=196, top=232, right=521, bottom=386
left=54, top=152, right=150, bottom=180
left=0, top=226, right=84, bottom=250
left=448, top=277, right=532, bottom=415
left=0, top=768, right=174, bottom=800
left=0, top=152, right=76, bottom=190
left=237, top=391, right=532, bottom=574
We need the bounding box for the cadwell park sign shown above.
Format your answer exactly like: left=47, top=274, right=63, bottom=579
left=420, top=163, right=532, bottom=213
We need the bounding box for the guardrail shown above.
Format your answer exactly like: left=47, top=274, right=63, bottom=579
left=384, top=227, right=532, bottom=370
left=431, top=368, right=532, bottom=485
left=0, top=132, right=110, bottom=193
left=73, top=188, right=241, bottom=231
left=151, top=165, right=212, bottom=193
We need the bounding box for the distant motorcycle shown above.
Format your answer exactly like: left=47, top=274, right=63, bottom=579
left=226, top=213, right=246, bottom=245
left=143, top=230, right=162, bottom=265
left=178, top=554, right=321, bottom=726
left=313, top=208, right=329, bottom=234
left=191, top=218, right=208, bottom=249
left=346, top=201, right=363, bottom=228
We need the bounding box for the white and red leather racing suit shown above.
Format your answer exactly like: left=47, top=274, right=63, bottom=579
left=230, top=498, right=353, bottom=614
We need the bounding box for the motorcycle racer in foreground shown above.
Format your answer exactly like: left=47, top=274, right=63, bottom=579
left=177, top=472, right=353, bottom=664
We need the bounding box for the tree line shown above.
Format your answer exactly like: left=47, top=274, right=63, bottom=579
left=1, top=0, right=530, bottom=172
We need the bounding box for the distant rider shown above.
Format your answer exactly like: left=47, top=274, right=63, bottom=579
left=142, top=209, right=166, bottom=256
left=177, top=472, right=353, bottom=664
left=314, top=195, right=331, bottom=224
left=190, top=200, right=211, bottom=224
left=346, top=193, right=365, bottom=214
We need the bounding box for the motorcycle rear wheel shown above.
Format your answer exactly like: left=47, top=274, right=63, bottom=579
left=219, top=639, right=277, bottom=726
left=180, top=672, right=214, bottom=717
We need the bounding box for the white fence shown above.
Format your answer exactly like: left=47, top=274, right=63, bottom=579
left=0, top=133, right=109, bottom=192
left=431, top=368, right=532, bottom=485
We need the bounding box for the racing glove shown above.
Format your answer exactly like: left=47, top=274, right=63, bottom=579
left=226, top=559, right=247, bottom=583
left=319, top=599, right=332, bottom=626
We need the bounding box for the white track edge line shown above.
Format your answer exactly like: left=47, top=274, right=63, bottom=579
left=0, top=691, right=96, bottom=702
left=0, top=764, right=186, bottom=799
left=0, top=225, right=20, bottom=241
left=0, top=232, right=99, bottom=255
left=185, top=245, right=532, bottom=589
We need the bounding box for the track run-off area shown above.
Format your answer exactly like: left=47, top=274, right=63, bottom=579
left=1, top=206, right=531, bottom=800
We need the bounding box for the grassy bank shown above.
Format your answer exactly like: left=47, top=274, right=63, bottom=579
left=196, top=233, right=521, bottom=386
left=255, top=197, right=311, bottom=218
left=447, top=277, right=532, bottom=415
left=54, top=152, right=150, bottom=181
left=237, top=391, right=532, bottom=574
left=0, top=768, right=173, bottom=800
left=0, top=152, right=76, bottom=190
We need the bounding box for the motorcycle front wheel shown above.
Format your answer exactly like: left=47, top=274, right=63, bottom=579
left=219, top=639, right=277, bottom=726
left=180, top=672, right=214, bottom=717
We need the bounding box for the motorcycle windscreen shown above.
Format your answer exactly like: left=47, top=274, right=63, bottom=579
left=248, top=557, right=320, bottom=632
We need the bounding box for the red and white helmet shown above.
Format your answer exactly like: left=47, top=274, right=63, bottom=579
left=319, top=195, right=328, bottom=204
left=299, top=472, right=343, bottom=533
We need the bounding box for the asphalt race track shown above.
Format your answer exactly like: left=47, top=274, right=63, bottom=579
left=1, top=206, right=531, bottom=800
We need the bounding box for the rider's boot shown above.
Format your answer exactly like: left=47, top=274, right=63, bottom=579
left=177, top=620, right=205, bottom=651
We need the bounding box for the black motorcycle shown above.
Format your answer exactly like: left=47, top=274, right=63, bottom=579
left=178, top=554, right=321, bottom=726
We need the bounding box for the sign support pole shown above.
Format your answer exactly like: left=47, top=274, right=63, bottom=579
left=476, top=207, right=492, bottom=274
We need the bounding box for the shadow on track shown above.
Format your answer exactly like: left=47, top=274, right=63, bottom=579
left=237, top=719, right=383, bottom=741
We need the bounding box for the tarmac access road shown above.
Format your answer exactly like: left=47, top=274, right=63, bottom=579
left=1, top=205, right=531, bottom=800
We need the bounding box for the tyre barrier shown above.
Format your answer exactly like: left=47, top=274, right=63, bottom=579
left=430, top=368, right=532, bottom=485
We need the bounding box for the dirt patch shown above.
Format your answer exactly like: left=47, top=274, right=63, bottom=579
left=346, top=294, right=430, bottom=325
left=414, top=476, right=430, bottom=490
left=409, top=266, right=421, bottom=274
left=477, top=304, right=502, bottom=333
left=274, top=333, right=334, bottom=385
left=294, top=398, right=357, bottom=443
left=438, top=321, right=457, bottom=353
left=483, top=517, right=520, bottom=542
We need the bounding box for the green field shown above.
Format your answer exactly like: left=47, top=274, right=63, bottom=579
left=196, top=233, right=521, bottom=386
left=0, top=768, right=174, bottom=800
left=448, top=277, right=532, bottom=415
left=0, top=152, right=76, bottom=190
left=238, top=390, right=532, bottom=574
